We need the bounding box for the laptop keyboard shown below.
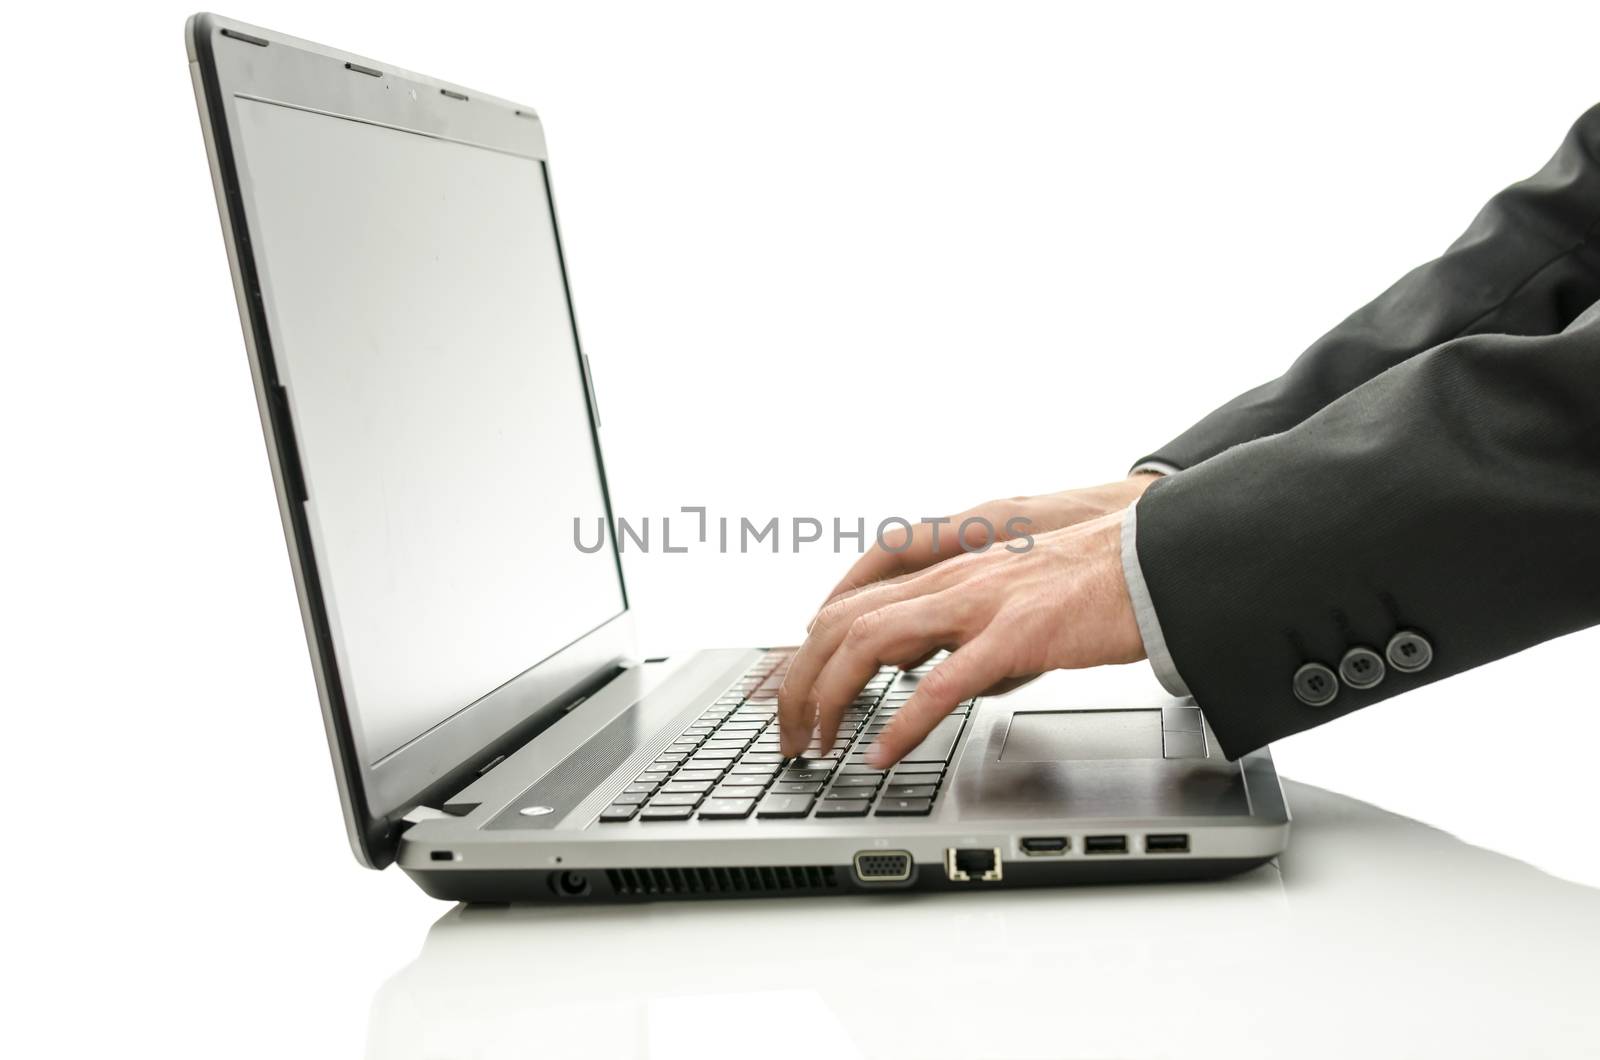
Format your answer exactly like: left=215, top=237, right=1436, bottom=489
left=596, top=649, right=972, bottom=824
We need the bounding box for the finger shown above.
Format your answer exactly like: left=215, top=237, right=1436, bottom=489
left=978, top=674, right=1036, bottom=697
left=808, top=593, right=968, bottom=755
left=779, top=573, right=951, bottom=756
left=819, top=510, right=990, bottom=608
left=806, top=570, right=922, bottom=633
left=868, top=633, right=1013, bottom=769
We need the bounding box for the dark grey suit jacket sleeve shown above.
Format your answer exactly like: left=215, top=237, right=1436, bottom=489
left=1132, top=105, right=1600, bottom=758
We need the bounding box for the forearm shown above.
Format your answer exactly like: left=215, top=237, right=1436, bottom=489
left=1131, top=307, right=1600, bottom=758
left=1141, top=103, right=1600, bottom=472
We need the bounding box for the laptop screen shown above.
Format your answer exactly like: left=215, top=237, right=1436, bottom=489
left=233, top=97, right=626, bottom=765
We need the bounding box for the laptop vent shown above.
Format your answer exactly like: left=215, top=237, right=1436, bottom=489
left=605, top=864, right=840, bottom=897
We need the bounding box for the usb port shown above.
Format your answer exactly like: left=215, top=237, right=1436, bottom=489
left=1020, top=836, right=1069, bottom=856
left=1144, top=833, right=1190, bottom=854
left=1083, top=835, right=1128, bottom=855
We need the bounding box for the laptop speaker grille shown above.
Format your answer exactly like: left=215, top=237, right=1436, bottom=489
left=605, top=864, right=840, bottom=896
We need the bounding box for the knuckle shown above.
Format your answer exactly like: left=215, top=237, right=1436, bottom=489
left=847, top=608, right=883, bottom=643
left=814, top=599, right=853, bottom=633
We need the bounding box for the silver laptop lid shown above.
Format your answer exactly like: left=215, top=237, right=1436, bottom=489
left=188, top=13, right=635, bottom=867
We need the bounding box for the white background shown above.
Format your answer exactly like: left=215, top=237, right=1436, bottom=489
left=6, top=2, right=1598, bottom=1056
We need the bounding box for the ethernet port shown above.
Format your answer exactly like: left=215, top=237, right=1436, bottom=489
left=945, top=847, right=1003, bottom=882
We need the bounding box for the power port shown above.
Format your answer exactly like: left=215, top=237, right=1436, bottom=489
left=551, top=870, right=591, bottom=897
left=1083, top=835, right=1128, bottom=855
left=945, top=847, right=1003, bottom=882
left=1144, top=833, right=1190, bottom=854
left=1020, top=836, right=1069, bottom=856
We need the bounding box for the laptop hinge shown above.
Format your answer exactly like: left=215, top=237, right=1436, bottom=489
left=401, top=805, right=451, bottom=825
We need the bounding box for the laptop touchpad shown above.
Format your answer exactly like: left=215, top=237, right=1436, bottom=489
left=999, top=709, right=1163, bottom=762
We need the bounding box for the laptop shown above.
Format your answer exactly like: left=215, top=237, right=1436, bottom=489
left=187, top=13, right=1289, bottom=903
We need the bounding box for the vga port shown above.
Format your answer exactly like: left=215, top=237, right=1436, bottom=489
left=853, top=850, right=913, bottom=883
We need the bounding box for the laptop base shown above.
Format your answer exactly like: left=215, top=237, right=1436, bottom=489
left=407, top=855, right=1275, bottom=904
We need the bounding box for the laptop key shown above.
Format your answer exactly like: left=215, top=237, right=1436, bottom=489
left=610, top=791, right=651, bottom=806
left=755, top=793, right=816, bottom=818
left=688, top=748, right=739, bottom=761
left=698, top=797, right=757, bottom=820
left=889, top=763, right=943, bottom=778
left=875, top=797, right=933, bottom=816
left=900, top=716, right=963, bottom=763
left=739, top=753, right=784, bottom=764
left=649, top=792, right=702, bottom=807
left=711, top=784, right=768, bottom=799
left=639, top=804, right=695, bottom=821
left=778, top=767, right=834, bottom=783
left=675, top=769, right=724, bottom=783
left=883, top=784, right=937, bottom=799
left=815, top=799, right=871, bottom=817
left=599, top=804, right=639, bottom=822
left=662, top=780, right=714, bottom=794
left=770, top=781, right=822, bottom=795
left=831, top=774, right=881, bottom=788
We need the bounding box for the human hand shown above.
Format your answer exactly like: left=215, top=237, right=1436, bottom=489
left=777, top=509, right=1147, bottom=766
left=816, top=473, right=1162, bottom=609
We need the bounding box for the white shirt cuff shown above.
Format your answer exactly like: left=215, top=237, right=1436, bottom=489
left=1120, top=498, right=1192, bottom=698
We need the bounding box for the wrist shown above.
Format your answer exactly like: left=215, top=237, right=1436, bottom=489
left=1091, top=509, right=1148, bottom=664
left=1104, top=470, right=1162, bottom=507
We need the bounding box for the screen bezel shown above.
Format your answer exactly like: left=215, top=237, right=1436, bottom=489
left=188, top=13, right=635, bottom=868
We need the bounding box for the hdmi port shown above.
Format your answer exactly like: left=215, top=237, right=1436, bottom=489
left=1020, top=836, right=1069, bottom=856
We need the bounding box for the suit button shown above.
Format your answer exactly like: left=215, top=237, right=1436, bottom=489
left=1339, top=646, right=1386, bottom=690
left=1386, top=630, right=1433, bottom=674
left=1292, top=662, right=1339, bottom=707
